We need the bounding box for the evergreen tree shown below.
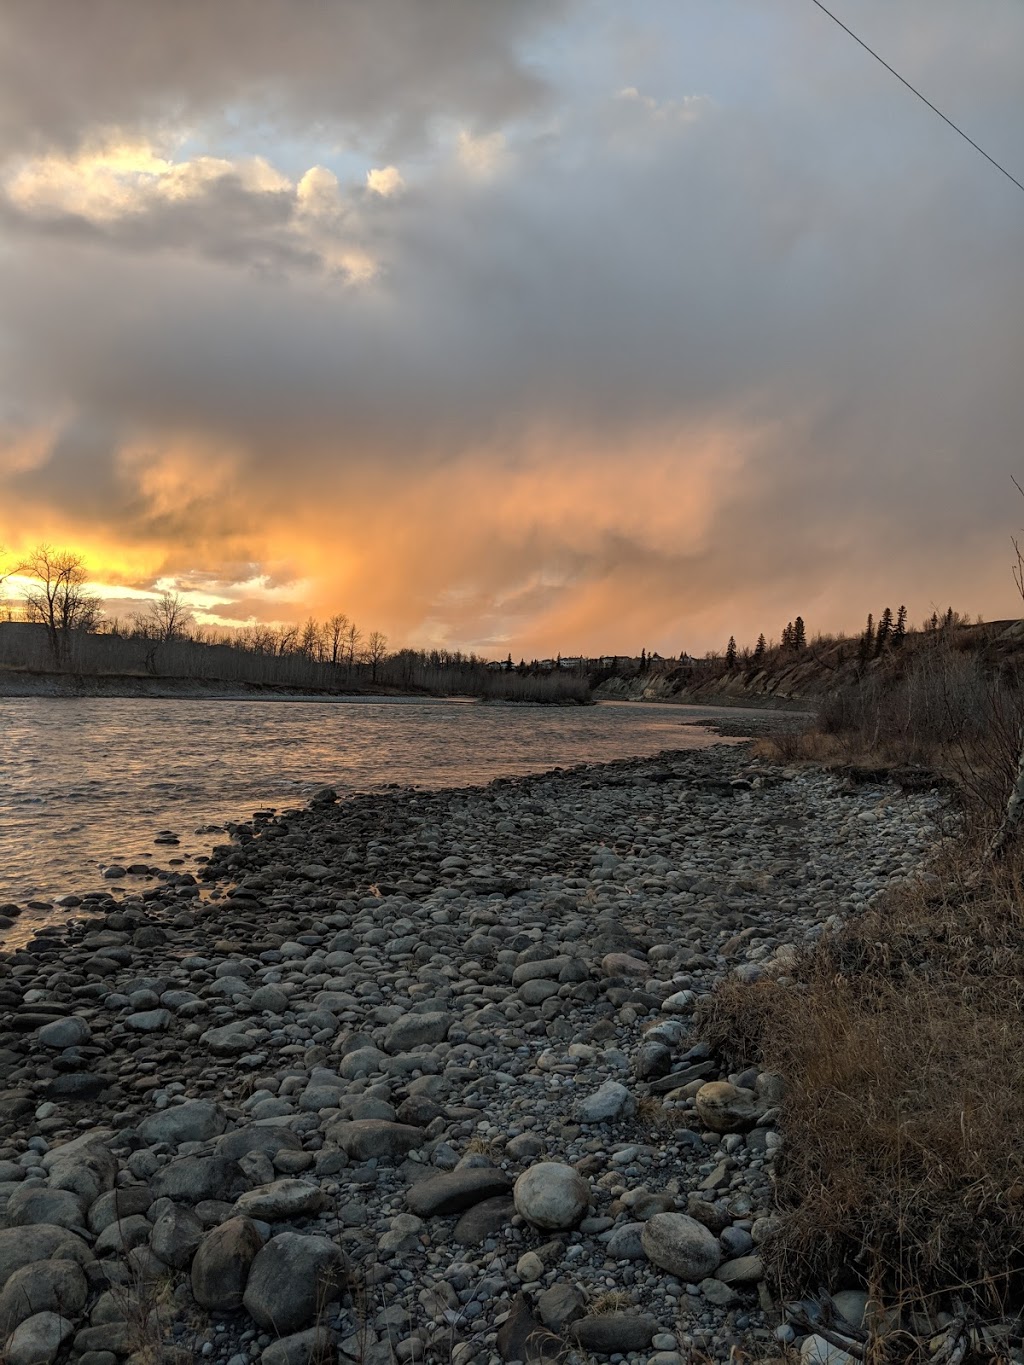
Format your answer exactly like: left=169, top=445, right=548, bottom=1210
left=793, top=616, right=806, bottom=650
left=894, top=605, right=907, bottom=646
left=875, top=607, right=893, bottom=655
left=725, top=636, right=737, bottom=668
left=781, top=622, right=794, bottom=649
left=753, top=633, right=766, bottom=663
left=929, top=611, right=939, bottom=632
left=858, top=613, right=874, bottom=663
left=639, top=647, right=646, bottom=669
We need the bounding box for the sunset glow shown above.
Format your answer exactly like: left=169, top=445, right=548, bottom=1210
left=1, top=2, right=1022, bottom=656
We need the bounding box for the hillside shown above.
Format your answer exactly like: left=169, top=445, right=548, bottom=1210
left=595, top=619, right=1024, bottom=708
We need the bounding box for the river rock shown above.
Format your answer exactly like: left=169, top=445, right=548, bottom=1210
left=326, top=1120, right=422, bottom=1161
left=138, top=1099, right=226, bottom=1147
left=243, top=1233, right=348, bottom=1334
left=513, top=1162, right=591, bottom=1229
left=235, top=1180, right=326, bottom=1220
left=152, top=1154, right=246, bottom=1203
left=576, top=1079, right=635, bottom=1122
left=605, top=1221, right=647, bottom=1259
left=36, top=1017, right=90, bottom=1049
left=406, top=1167, right=512, bottom=1217
left=383, top=1012, right=450, bottom=1052
left=191, top=1217, right=264, bottom=1311
left=5, top=1187, right=85, bottom=1231
left=4, top=1311, right=75, bottom=1365
left=0, top=1226, right=92, bottom=1288
left=694, top=1082, right=761, bottom=1133
left=495, top=1293, right=562, bottom=1364
left=572, top=1313, right=658, bottom=1352
left=537, top=1283, right=586, bottom=1331
left=261, top=1326, right=339, bottom=1365
left=149, top=1205, right=204, bottom=1268
left=0, top=1260, right=87, bottom=1336
left=641, top=1213, right=722, bottom=1281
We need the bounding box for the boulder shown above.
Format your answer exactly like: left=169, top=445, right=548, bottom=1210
left=138, top=1100, right=226, bottom=1147
left=383, top=1012, right=451, bottom=1053
left=513, top=1163, right=590, bottom=1230
left=536, top=1283, right=586, bottom=1332
left=217, top=1125, right=303, bottom=1161
left=694, top=1082, right=761, bottom=1134
left=88, top=1186, right=153, bottom=1234
left=150, top=1206, right=204, bottom=1269
left=0, top=1260, right=87, bottom=1337
left=576, top=1080, right=635, bottom=1123
left=325, top=1120, right=422, bottom=1162
left=44, top=1142, right=117, bottom=1207
left=235, top=1180, right=326, bottom=1221
left=641, top=1213, right=722, bottom=1282
left=4, top=1311, right=75, bottom=1365
left=152, top=1154, right=246, bottom=1203
left=572, top=1313, right=658, bottom=1352
left=0, top=1227, right=92, bottom=1289
left=406, top=1168, right=512, bottom=1218
left=243, top=1233, right=348, bottom=1335
left=261, top=1326, right=339, bottom=1365
left=5, top=1187, right=86, bottom=1231
left=36, top=1017, right=90, bottom=1049
left=191, top=1217, right=264, bottom=1311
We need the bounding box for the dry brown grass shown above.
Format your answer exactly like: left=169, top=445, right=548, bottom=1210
left=696, top=850, right=1024, bottom=1315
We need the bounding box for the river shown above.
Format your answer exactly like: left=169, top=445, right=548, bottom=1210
left=0, top=696, right=763, bottom=920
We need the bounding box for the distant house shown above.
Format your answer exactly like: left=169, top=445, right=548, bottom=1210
left=558, top=656, right=584, bottom=669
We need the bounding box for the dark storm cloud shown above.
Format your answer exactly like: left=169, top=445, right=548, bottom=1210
left=0, top=0, right=564, bottom=155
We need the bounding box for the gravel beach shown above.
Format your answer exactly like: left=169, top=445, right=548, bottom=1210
left=0, top=740, right=944, bottom=1365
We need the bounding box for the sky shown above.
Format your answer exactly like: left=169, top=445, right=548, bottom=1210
left=0, top=0, right=1023, bottom=659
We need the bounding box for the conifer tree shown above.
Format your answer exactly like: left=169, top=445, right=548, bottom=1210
left=894, top=605, right=907, bottom=646
left=725, top=636, right=737, bottom=668
left=875, top=607, right=893, bottom=655
left=793, top=616, right=806, bottom=650
left=781, top=622, right=794, bottom=649
left=858, top=613, right=874, bottom=663
left=753, top=634, right=766, bottom=663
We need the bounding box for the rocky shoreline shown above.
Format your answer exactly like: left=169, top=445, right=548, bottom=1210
left=0, top=743, right=944, bottom=1365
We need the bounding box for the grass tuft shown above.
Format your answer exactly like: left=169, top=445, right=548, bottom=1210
left=696, top=852, right=1024, bottom=1315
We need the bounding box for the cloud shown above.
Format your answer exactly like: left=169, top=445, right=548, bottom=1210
left=456, top=130, right=508, bottom=178
left=1, top=0, right=1023, bottom=655
left=366, top=165, right=404, bottom=197
left=0, top=0, right=567, bottom=157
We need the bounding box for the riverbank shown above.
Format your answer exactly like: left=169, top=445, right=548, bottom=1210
left=0, top=742, right=943, bottom=1363
left=0, top=669, right=441, bottom=701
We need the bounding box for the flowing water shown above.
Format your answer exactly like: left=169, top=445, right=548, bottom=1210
left=0, top=696, right=762, bottom=922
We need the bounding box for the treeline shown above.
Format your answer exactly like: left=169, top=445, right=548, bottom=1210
left=0, top=621, right=590, bottom=702
left=0, top=545, right=591, bottom=703
left=717, top=605, right=972, bottom=674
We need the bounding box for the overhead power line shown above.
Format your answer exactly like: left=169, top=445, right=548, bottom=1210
left=808, top=0, right=1024, bottom=195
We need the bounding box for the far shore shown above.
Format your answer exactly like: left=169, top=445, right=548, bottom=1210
left=0, top=669, right=473, bottom=703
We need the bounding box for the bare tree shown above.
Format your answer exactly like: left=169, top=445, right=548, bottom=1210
left=326, top=613, right=350, bottom=666
left=19, top=544, right=101, bottom=666
left=363, top=630, right=389, bottom=683
left=344, top=622, right=362, bottom=666
left=300, top=616, right=325, bottom=660
left=0, top=547, right=12, bottom=622
left=139, top=589, right=194, bottom=644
